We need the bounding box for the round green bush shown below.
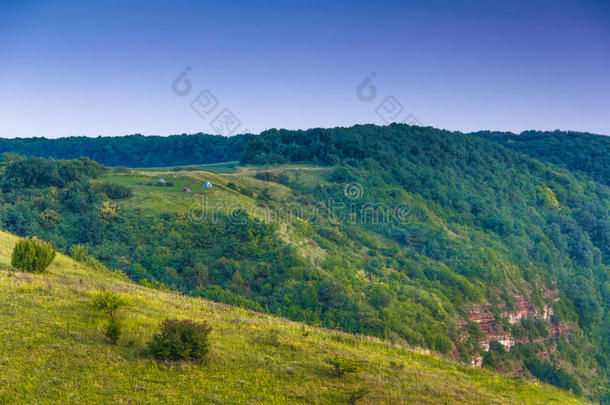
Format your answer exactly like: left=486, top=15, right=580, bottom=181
left=11, top=237, right=56, bottom=273
left=148, top=318, right=212, bottom=362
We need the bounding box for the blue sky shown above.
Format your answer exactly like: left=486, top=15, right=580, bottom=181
left=1, top=0, right=609, bottom=137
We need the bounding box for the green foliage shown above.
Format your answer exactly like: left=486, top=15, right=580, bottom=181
left=106, top=313, right=122, bottom=345
left=11, top=237, right=56, bottom=273
left=475, top=129, right=610, bottom=187
left=537, top=185, right=560, bottom=211
left=148, top=319, right=212, bottom=362
left=254, top=171, right=290, bottom=185
left=255, top=328, right=281, bottom=347
left=92, top=291, right=126, bottom=315
left=2, top=156, right=106, bottom=191
left=511, top=319, right=548, bottom=340
left=138, top=278, right=170, bottom=291
left=327, top=356, right=363, bottom=377
left=525, top=358, right=582, bottom=395
left=90, top=182, right=132, bottom=199
left=70, top=244, right=107, bottom=271
left=112, top=165, right=131, bottom=174
left=92, top=290, right=126, bottom=344
left=69, top=244, right=89, bottom=262
left=482, top=341, right=507, bottom=370
left=329, top=165, right=355, bottom=182
left=0, top=134, right=251, bottom=167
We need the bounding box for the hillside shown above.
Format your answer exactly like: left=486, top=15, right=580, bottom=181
left=0, top=125, right=608, bottom=401
left=473, top=130, right=610, bottom=187
left=0, top=231, right=587, bottom=404
left=239, top=125, right=609, bottom=400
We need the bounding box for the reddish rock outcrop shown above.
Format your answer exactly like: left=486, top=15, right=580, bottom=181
left=462, top=289, right=569, bottom=367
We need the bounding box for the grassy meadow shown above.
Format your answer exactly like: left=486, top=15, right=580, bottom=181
left=0, top=230, right=588, bottom=404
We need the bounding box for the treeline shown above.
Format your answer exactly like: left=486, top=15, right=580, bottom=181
left=2, top=127, right=608, bottom=184
left=473, top=129, right=610, bottom=187
left=0, top=133, right=251, bottom=167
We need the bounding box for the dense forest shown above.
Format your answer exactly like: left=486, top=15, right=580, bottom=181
left=473, top=130, right=610, bottom=187
left=0, top=133, right=250, bottom=167
left=0, top=124, right=608, bottom=400
left=243, top=124, right=609, bottom=399
left=1, top=127, right=608, bottom=187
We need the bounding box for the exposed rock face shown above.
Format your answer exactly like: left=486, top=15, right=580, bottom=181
left=462, top=288, right=566, bottom=366
left=500, top=296, right=533, bottom=324
left=465, top=306, right=495, bottom=335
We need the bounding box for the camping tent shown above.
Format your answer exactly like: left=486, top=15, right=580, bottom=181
left=158, top=177, right=165, bottom=183
left=202, top=182, right=212, bottom=188
left=183, top=188, right=190, bottom=192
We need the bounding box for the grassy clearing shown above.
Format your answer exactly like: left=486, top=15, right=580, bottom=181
left=0, top=231, right=587, bottom=404
left=104, top=168, right=291, bottom=216
left=102, top=168, right=324, bottom=263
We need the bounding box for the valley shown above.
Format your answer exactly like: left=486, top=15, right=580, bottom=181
left=0, top=124, right=607, bottom=402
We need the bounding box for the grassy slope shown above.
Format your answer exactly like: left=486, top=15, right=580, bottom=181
left=0, top=231, right=587, bottom=404
left=102, top=166, right=327, bottom=263
left=103, top=169, right=293, bottom=218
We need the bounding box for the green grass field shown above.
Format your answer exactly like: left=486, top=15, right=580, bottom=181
left=0, top=230, right=588, bottom=404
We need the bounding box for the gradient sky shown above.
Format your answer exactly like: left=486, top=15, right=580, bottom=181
left=1, top=0, right=609, bottom=138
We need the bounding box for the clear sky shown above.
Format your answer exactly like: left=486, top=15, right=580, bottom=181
left=1, top=0, right=609, bottom=138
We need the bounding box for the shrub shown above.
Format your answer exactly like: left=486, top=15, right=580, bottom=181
left=240, top=188, right=254, bottom=198
left=83, top=255, right=107, bottom=271
left=93, top=291, right=126, bottom=344
left=11, top=237, right=56, bottom=273
left=106, top=313, right=122, bottom=344
left=256, top=328, right=280, bottom=347
left=148, top=319, right=212, bottom=362
left=70, top=244, right=89, bottom=262
left=139, top=278, right=170, bottom=291
left=92, top=291, right=126, bottom=315
left=112, top=166, right=131, bottom=174
left=327, top=356, right=363, bottom=377
left=92, top=182, right=133, bottom=200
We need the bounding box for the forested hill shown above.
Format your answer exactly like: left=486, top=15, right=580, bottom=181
left=472, top=130, right=610, bottom=187
left=1, top=124, right=608, bottom=400
left=242, top=124, right=610, bottom=399
left=0, top=133, right=250, bottom=167
left=1, top=127, right=608, bottom=188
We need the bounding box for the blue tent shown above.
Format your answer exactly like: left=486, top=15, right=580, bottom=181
left=158, top=177, right=165, bottom=183
left=202, top=182, right=212, bottom=188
